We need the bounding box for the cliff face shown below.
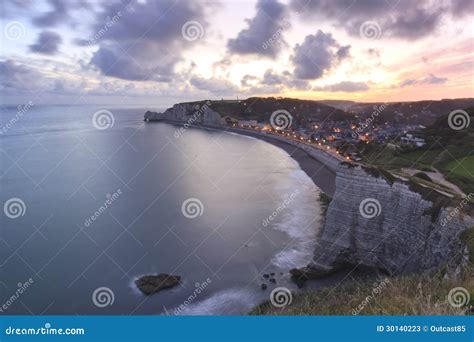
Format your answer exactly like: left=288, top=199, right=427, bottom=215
left=309, top=164, right=470, bottom=276
left=144, top=102, right=222, bottom=127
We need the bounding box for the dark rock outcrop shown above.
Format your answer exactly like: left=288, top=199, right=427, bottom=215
left=144, top=101, right=221, bottom=127
left=135, top=274, right=181, bottom=295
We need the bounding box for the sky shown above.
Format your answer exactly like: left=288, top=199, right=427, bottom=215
left=0, top=0, right=473, bottom=106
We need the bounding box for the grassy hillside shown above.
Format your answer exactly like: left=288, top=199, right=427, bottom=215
left=358, top=108, right=474, bottom=194
left=182, top=97, right=354, bottom=123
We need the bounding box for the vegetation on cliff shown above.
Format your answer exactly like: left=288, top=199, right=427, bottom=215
left=358, top=108, right=473, bottom=194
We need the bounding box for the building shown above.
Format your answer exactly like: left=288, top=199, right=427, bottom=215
left=401, top=133, right=426, bottom=147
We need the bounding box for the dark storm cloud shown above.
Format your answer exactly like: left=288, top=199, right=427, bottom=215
left=227, top=0, right=288, bottom=58
left=290, top=0, right=473, bottom=40
left=29, top=31, right=62, bottom=54
left=89, top=0, right=210, bottom=82
left=291, top=30, right=350, bottom=80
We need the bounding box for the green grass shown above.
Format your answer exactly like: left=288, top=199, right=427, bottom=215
left=251, top=273, right=473, bottom=315
left=446, top=156, right=474, bottom=179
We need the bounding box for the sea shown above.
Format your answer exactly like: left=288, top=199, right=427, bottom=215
left=0, top=104, right=323, bottom=315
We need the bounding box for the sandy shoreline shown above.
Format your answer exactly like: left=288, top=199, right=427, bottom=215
left=222, top=127, right=338, bottom=196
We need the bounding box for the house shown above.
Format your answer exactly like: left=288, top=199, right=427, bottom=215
left=237, top=120, right=258, bottom=127
left=220, top=116, right=238, bottom=126
left=401, top=133, right=426, bottom=147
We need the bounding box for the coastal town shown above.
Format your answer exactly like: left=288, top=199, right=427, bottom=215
left=221, top=113, right=425, bottom=163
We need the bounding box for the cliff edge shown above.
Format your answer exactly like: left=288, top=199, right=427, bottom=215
left=295, top=163, right=472, bottom=280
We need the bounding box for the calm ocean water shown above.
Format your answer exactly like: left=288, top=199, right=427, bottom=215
left=0, top=105, right=322, bottom=315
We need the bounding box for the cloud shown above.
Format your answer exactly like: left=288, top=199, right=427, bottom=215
left=241, top=74, right=259, bottom=87
left=422, top=73, right=448, bottom=84
left=400, top=74, right=447, bottom=87
left=32, top=0, right=70, bottom=27
left=290, top=0, right=472, bottom=40
left=266, top=69, right=311, bottom=89
left=0, top=60, right=51, bottom=92
left=29, top=31, right=62, bottom=54
left=88, top=0, right=211, bottom=81
left=227, top=0, right=288, bottom=58
left=291, top=30, right=350, bottom=80
left=190, top=76, right=239, bottom=95
left=315, top=81, right=369, bottom=92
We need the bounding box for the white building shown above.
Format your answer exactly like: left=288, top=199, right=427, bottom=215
left=401, top=133, right=426, bottom=147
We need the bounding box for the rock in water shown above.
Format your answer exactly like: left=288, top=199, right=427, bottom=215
left=135, top=274, right=181, bottom=295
